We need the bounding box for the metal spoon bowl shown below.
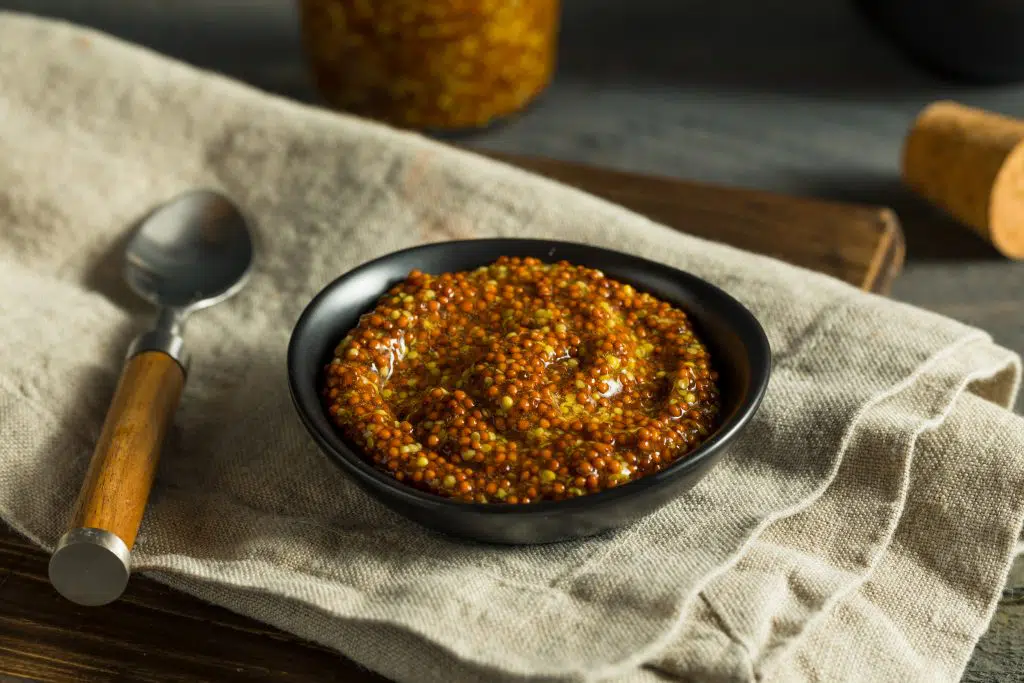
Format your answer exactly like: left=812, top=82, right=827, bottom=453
left=49, top=189, right=254, bottom=607
left=122, top=190, right=256, bottom=371
left=125, top=190, right=254, bottom=313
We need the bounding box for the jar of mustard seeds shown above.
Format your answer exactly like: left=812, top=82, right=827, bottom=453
left=296, top=0, right=560, bottom=131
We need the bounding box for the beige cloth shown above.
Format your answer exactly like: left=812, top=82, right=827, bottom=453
left=1, top=12, right=1022, bottom=683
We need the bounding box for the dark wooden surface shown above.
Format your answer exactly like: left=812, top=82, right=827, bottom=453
left=0, top=2, right=1019, bottom=679
left=485, top=151, right=905, bottom=293
left=0, top=153, right=904, bottom=682
left=0, top=530, right=385, bottom=683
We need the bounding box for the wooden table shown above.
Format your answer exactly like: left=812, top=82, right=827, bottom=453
left=0, top=152, right=906, bottom=682
left=488, top=151, right=905, bottom=294
left=5, top=1, right=1022, bottom=679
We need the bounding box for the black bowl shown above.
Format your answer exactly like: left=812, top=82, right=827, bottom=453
left=287, top=239, right=771, bottom=544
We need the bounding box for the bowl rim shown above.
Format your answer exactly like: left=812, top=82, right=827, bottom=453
left=287, top=237, right=771, bottom=516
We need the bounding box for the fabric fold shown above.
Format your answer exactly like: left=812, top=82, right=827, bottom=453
left=0, top=11, right=1022, bottom=683
left=763, top=391, right=1024, bottom=682
left=648, top=336, right=1020, bottom=682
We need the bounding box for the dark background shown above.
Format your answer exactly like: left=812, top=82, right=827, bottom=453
left=0, top=1, right=1021, bottom=679
left=3, top=0, right=1021, bottom=362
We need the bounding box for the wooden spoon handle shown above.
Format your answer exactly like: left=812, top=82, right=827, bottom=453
left=49, top=350, right=184, bottom=606
left=71, top=350, right=184, bottom=544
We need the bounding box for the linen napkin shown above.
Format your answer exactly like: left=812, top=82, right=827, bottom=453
left=1, top=11, right=1023, bottom=683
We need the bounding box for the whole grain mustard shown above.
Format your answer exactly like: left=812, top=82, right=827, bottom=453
left=297, top=0, right=559, bottom=130
left=322, top=257, right=722, bottom=504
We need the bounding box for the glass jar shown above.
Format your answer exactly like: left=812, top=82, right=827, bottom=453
left=296, top=0, right=560, bottom=131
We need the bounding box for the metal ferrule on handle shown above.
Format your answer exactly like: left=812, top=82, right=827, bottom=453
left=127, top=325, right=190, bottom=375
left=48, top=324, right=187, bottom=606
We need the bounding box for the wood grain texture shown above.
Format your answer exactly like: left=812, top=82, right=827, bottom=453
left=482, top=150, right=905, bottom=294
left=0, top=156, right=903, bottom=681
left=0, top=1, right=1013, bottom=678
left=0, top=530, right=386, bottom=683
left=69, top=351, right=184, bottom=548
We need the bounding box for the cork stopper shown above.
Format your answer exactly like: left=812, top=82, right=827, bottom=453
left=901, top=100, right=1024, bottom=259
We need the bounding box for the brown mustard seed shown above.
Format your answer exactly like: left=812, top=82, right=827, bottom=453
left=321, top=257, right=720, bottom=504
left=297, top=0, right=558, bottom=130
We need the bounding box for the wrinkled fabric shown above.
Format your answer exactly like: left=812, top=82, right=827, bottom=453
left=0, top=12, right=1022, bottom=683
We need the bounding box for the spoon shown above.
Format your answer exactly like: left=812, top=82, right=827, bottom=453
left=48, top=189, right=255, bottom=607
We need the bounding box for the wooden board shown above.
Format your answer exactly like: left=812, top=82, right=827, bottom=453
left=483, top=151, right=905, bottom=294
left=0, top=154, right=905, bottom=683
